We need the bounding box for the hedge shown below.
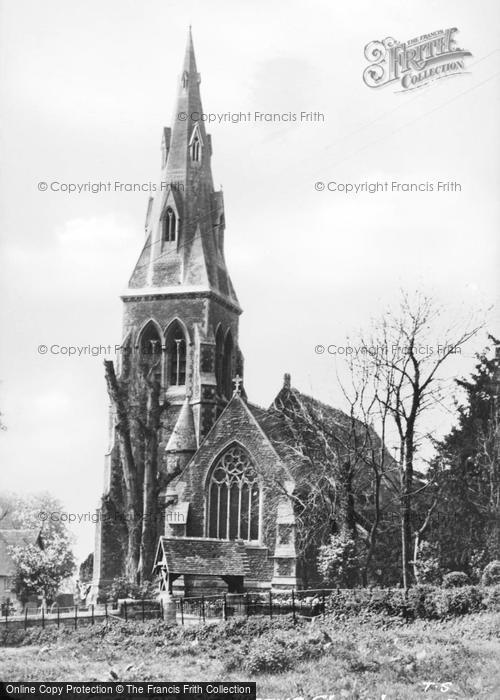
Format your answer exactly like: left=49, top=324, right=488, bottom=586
left=324, top=584, right=499, bottom=620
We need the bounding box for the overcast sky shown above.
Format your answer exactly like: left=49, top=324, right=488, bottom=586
left=1, top=0, right=499, bottom=563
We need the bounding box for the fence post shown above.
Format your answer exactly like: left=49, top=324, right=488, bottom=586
left=160, top=598, right=164, bottom=621
left=57, top=607, right=60, bottom=629
left=124, top=600, right=128, bottom=623
left=24, top=606, right=28, bottom=631
left=292, top=590, right=296, bottom=624
left=223, top=594, right=227, bottom=622
left=201, top=595, right=205, bottom=623
left=105, top=602, right=108, bottom=623
left=41, top=606, right=44, bottom=629
left=269, top=590, right=273, bottom=619
left=180, top=598, right=184, bottom=626
left=141, top=597, right=145, bottom=623
left=91, top=604, right=95, bottom=626
left=245, top=593, right=249, bottom=618
left=4, top=604, right=8, bottom=627
left=322, top=589, right=326, bottom=618
left=74, top=605, right=77, bottom=630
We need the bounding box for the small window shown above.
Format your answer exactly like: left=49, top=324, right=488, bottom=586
left=163, top=207, right=176, bottom=242
left=190, top=135, right=201, bottom=162
left=138, top=322, right=162, bottom=382
left=166, top=322, right=186, bottom=386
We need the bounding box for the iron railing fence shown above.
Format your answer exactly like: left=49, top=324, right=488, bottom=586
left=1, top=587, right=411, bottom=629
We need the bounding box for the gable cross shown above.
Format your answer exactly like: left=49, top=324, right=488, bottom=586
left=232, top=374, right=243, bottom=396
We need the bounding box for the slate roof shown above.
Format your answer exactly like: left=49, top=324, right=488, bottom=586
left=155, top=537, right=248, bottom=577
left=0, top=529, right=42, bottom=577
left=248, top=385, right=395, bottom=479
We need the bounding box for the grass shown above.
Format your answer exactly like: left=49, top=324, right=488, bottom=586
left=1, top=612, right=499, bottom=698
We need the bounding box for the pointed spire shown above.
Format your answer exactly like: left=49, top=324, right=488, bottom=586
left=126, top=31, right=240, bottom=312
left=163, top=27, right=206, bottom=183
left=165, top=397, right=197, bottom=452
left=182, top=26, right=197, bottom=77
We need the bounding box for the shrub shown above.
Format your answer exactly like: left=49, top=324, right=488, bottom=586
left=317, top=533, right=365, bottom=587
left=107, top=577, right=157, bottom=603
left=482, top=584, right=500, bottom=611
left=415, top=541, right=442, bottom=584
left=324, top=585, right=490, bottom=620
left=438, top=586, right=483, bottom=616
left=481, top=560, right=500, bottom=586
left=244, top=638, right=293, bottom=674
left=442, top=571, right=470, bottom=588
left=224, top=627, right=323, bottom=675
left=407, top=585, right=439, bottom=619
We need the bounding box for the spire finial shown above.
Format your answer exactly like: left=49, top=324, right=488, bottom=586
left=283, top=373, right=291, bottom=389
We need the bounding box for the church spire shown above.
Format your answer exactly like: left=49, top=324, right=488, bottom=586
left=126, top=28, right=239, bottom=311
left=183, top=26, right=197, bottom=75
left=164, top=27, right=207, bottom=183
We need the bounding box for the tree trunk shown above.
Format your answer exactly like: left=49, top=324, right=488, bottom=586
left=139, top=372, right=161, bottom=584
left=401, top=435, right=414, bottom=588
left=363, top=472, right=381, bottom=586
left=104, top=360, right=142, bottom=582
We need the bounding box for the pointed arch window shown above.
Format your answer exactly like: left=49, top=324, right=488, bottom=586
left=166, top=321, right=186, bottom=387
left=207, top=445, right=260, bottom=541
left=138, top=322, right=162, bottom=381
left=162, top=207, right=177, bottom=242
left=190, top=134, right=201, bottom=162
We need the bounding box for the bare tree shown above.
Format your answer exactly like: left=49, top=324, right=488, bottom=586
left=357, top=292, right=482, bottom=587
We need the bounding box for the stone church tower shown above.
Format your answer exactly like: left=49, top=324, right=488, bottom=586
left=91, top=31, right=244, bottom=597
left=124, top=28, right=243, bottom=439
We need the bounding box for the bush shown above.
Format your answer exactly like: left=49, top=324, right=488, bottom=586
left=317, top=533, right=365, bottom=587
left=482, top=584, right=500, bottom=611
left=415, top=541, right=442, bottom=584
left=407, top=585, right=439, bottom=619
left=438, top=586, right=483, bottom=616
left=224, top=628, right=324, bottom=675
left=482, top=560, right=500, bottom=586
left=324, top=584, right=495, bottom=621
left=243, top=638, right=293, bottom=674
left=107, top=577, right=157, bottom=603
left=442, top=571, right=470, bottom=588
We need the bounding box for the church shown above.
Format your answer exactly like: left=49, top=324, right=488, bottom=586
left=91, top=31, right=380, bottom=601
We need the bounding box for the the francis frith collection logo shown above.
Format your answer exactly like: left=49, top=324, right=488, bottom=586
left=363, top=28, right=472, bottom=91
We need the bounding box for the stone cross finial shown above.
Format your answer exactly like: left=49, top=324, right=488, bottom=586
left=232, top=374, right=243, bottom=395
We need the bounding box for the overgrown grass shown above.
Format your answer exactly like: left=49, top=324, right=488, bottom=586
left=1, top=613, right=499, bottom=698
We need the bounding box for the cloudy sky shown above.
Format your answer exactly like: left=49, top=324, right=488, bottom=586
left=1, top=0, right=499, bottom=562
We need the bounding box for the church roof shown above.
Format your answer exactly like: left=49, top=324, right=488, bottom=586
left=247, top=381, right=396, bottom=487
left=154, top=536, right=248, bottom=577
left=0, top=529, right=42, bottom=577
